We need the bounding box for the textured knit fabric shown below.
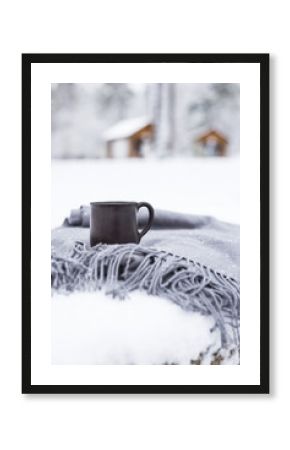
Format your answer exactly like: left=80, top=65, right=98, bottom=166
left=52, top=207, right=240, bottom=356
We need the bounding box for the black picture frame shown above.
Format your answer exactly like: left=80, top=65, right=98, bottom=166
left=22, top=53, right=269, bottom=394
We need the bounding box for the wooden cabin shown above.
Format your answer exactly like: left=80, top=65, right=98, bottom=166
left=103, top=117, right=154, bottom=158
left=195, top=130, right=228, bottom=157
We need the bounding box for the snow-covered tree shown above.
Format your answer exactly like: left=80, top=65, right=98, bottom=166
left=96, top=83, right=134, bottom=122
left=188, top=83, right=239, bottom=129
left=51, top=83, right=76, bottom=131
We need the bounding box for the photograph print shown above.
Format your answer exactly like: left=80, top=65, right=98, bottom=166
left=22, top=54, right=269, bottom=393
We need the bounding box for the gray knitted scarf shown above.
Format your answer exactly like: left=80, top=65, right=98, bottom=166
left=51, top=207, right=240, bottom=355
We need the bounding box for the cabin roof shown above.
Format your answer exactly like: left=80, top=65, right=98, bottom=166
left=103, top=116, right=152, bottom=141
left=197, top=129, right=228, bottom=144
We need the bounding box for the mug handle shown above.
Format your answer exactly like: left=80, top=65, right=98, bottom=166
left=137, top=202, right=154, bottom=241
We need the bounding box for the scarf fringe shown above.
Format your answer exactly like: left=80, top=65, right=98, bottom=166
left=51, top=241, right=240, bottom=350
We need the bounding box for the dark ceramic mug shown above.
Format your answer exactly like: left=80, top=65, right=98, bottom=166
left=90, top=201, right=154, bottom=246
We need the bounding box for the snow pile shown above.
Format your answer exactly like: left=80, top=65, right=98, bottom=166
left=52, top=291, right=220, bottom=365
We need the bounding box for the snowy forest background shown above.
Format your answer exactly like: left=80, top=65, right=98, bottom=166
left=51, top=83, right=240, bottom=159
left=51, top=83, right=240, bottom=227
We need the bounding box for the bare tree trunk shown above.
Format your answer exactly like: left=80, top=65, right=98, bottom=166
left=148, top=83, right=177, bottom=157
left=148, top=83, right=162, bottom=156
left=167, top=83, right=176, bottom=154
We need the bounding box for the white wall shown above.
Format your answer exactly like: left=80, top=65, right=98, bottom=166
left=111, top=139, right=129, bottom=158
left=1, top=2, right=286, bottom=450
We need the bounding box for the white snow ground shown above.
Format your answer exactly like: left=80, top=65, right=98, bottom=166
left=51, top=157, right=240, bottom=364
left=51, top=157, right=240, bottom=227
